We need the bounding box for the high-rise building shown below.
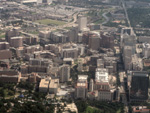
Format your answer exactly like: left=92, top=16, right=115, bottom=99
left=89, top=79, right=94, bottom=92
left=123, top=46, right=134, bottom=70
left=59, top=64, right=70, bottom=82
left=100, top=32, right=114, bottom=48
left=128, top=71, right=149, bottom=102
left=5, top=28, right=20, bottom=43
left=88, top=32, right=101, bottom=50
left=10, top=37, right=23, bottom=48
left=142, top=43, right=150, bottom=58
left=75, top=75, right=88, bottom=99
left=0, top=42, right=9, bottom=50
left=78, top=16, right=87, bottom=31
left=121, top=27, right=134, bottom=36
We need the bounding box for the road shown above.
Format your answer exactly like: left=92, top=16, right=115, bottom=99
left=101, top=12, right=110, bottom=25
left=121, top=0, right=131, bottom=27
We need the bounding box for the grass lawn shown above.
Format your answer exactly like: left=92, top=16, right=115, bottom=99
left=94, top=18, right=105, bottom=24
left=0, top=34, right=5, bottom=39
left=86, top=106, right=102, bottom=113
left=35, top=19, right=66, bottom=26
left=28, top=31, right=39, bottom=35
left=116, top=108, right=122, bottom=113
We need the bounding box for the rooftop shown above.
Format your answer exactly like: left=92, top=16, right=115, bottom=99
left=95, top=68, right=109, bottom=83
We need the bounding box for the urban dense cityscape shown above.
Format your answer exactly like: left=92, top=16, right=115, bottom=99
left=0, top=0, right=150, bottom=113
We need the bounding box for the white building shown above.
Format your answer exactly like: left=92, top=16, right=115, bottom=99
left=95, top=68, right=109, bottom=83
left=78, top=16, right=88, bottom=31
left=76, top=75, right=88, bottom=99
left=94, top=68, right=110, bottom=91
left=39, top=77, right=59, bottom=94
left=39, top=78, right=50, bottom=93
left=143, top=43, right=150, bottom=58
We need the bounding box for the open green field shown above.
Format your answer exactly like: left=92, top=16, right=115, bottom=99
left=35, top=19, right=66, bottom=26
left=86, top=106, right=102, bottom=113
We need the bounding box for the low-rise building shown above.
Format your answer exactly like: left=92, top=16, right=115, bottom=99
left=0, top=70, right=21, bottom=83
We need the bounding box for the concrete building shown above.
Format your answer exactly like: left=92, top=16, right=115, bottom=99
left=50, top=32, right=68, bottom=43
left=68, top=27, right=78, bottom=42
left=39, top=31, right=51, bottom=38
left=120, top=33, right=136, bottom=49
left=63, top=103, right=78, bottom=113
left=37, top=0, right=52, bottom=4
left=88, top=32, right=101, bottom=50
left=39, top=78, right=50, bottom=93
left=0, top=70, right=21, bottom=83
left=100, top=32, right=114, bottom=48
left=98, top=90, right=113, bottom=101
left=45, top=44, right=60, bottom=54
left=10, top=37, right=23, bottom=48
left=61, top=48, right=78, bottom=59
left=24, top=36, right=38, bottom=45
left=49, top=78, right=59, bottom=94
left=39, top=77, right=59, bottom=94
left=138, top=36, right=150, bottom=43
left=89, top=79, right=94, bottom=92
left=97, top=59, right=104, bottom=68
left=123, top=46, right=134, bottom=71
left=5, top=28, right=20, bottom=43
left=21, top=58, right=53, bottom=74
left=132, top=54, right=143, bottom=71
left=121, top=27, right=134, bottom=36
left=0, top=50, right=12, bottom=60
left=0, top=42, right=9, bottom=50
left=75, top=75, right=88, bottom=99
left=142, top=43, right=150, bottom=58
left=94, top=68, right=110, bottom=90
left=78, top=16, right=87, bottom=31
left=59, top=64, right=70, bottom=82
left=78, top=33, right=83, bottom=43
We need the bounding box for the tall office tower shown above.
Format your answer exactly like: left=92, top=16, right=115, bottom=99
left=89, top=79, right=94, bottom=92
left=100, top=32, right=114, bottom=48
left=120, top=33, right=136, bottom=49
left=75, top=75, right=88, bottom=99
left=78, top=16, right=87, bottom=31
left=121, top=27, right=134, bottom=36
left=68, top=27, right=78, bottom=42
left=88, top=32, right=101, bottom=50
left=123, top=46, right=134, bottom=71
left=10, top=37, right=23, bottom=48
left=128, top=71, right=149, bottom=102
left=59, top=64, right=70, bottom=82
